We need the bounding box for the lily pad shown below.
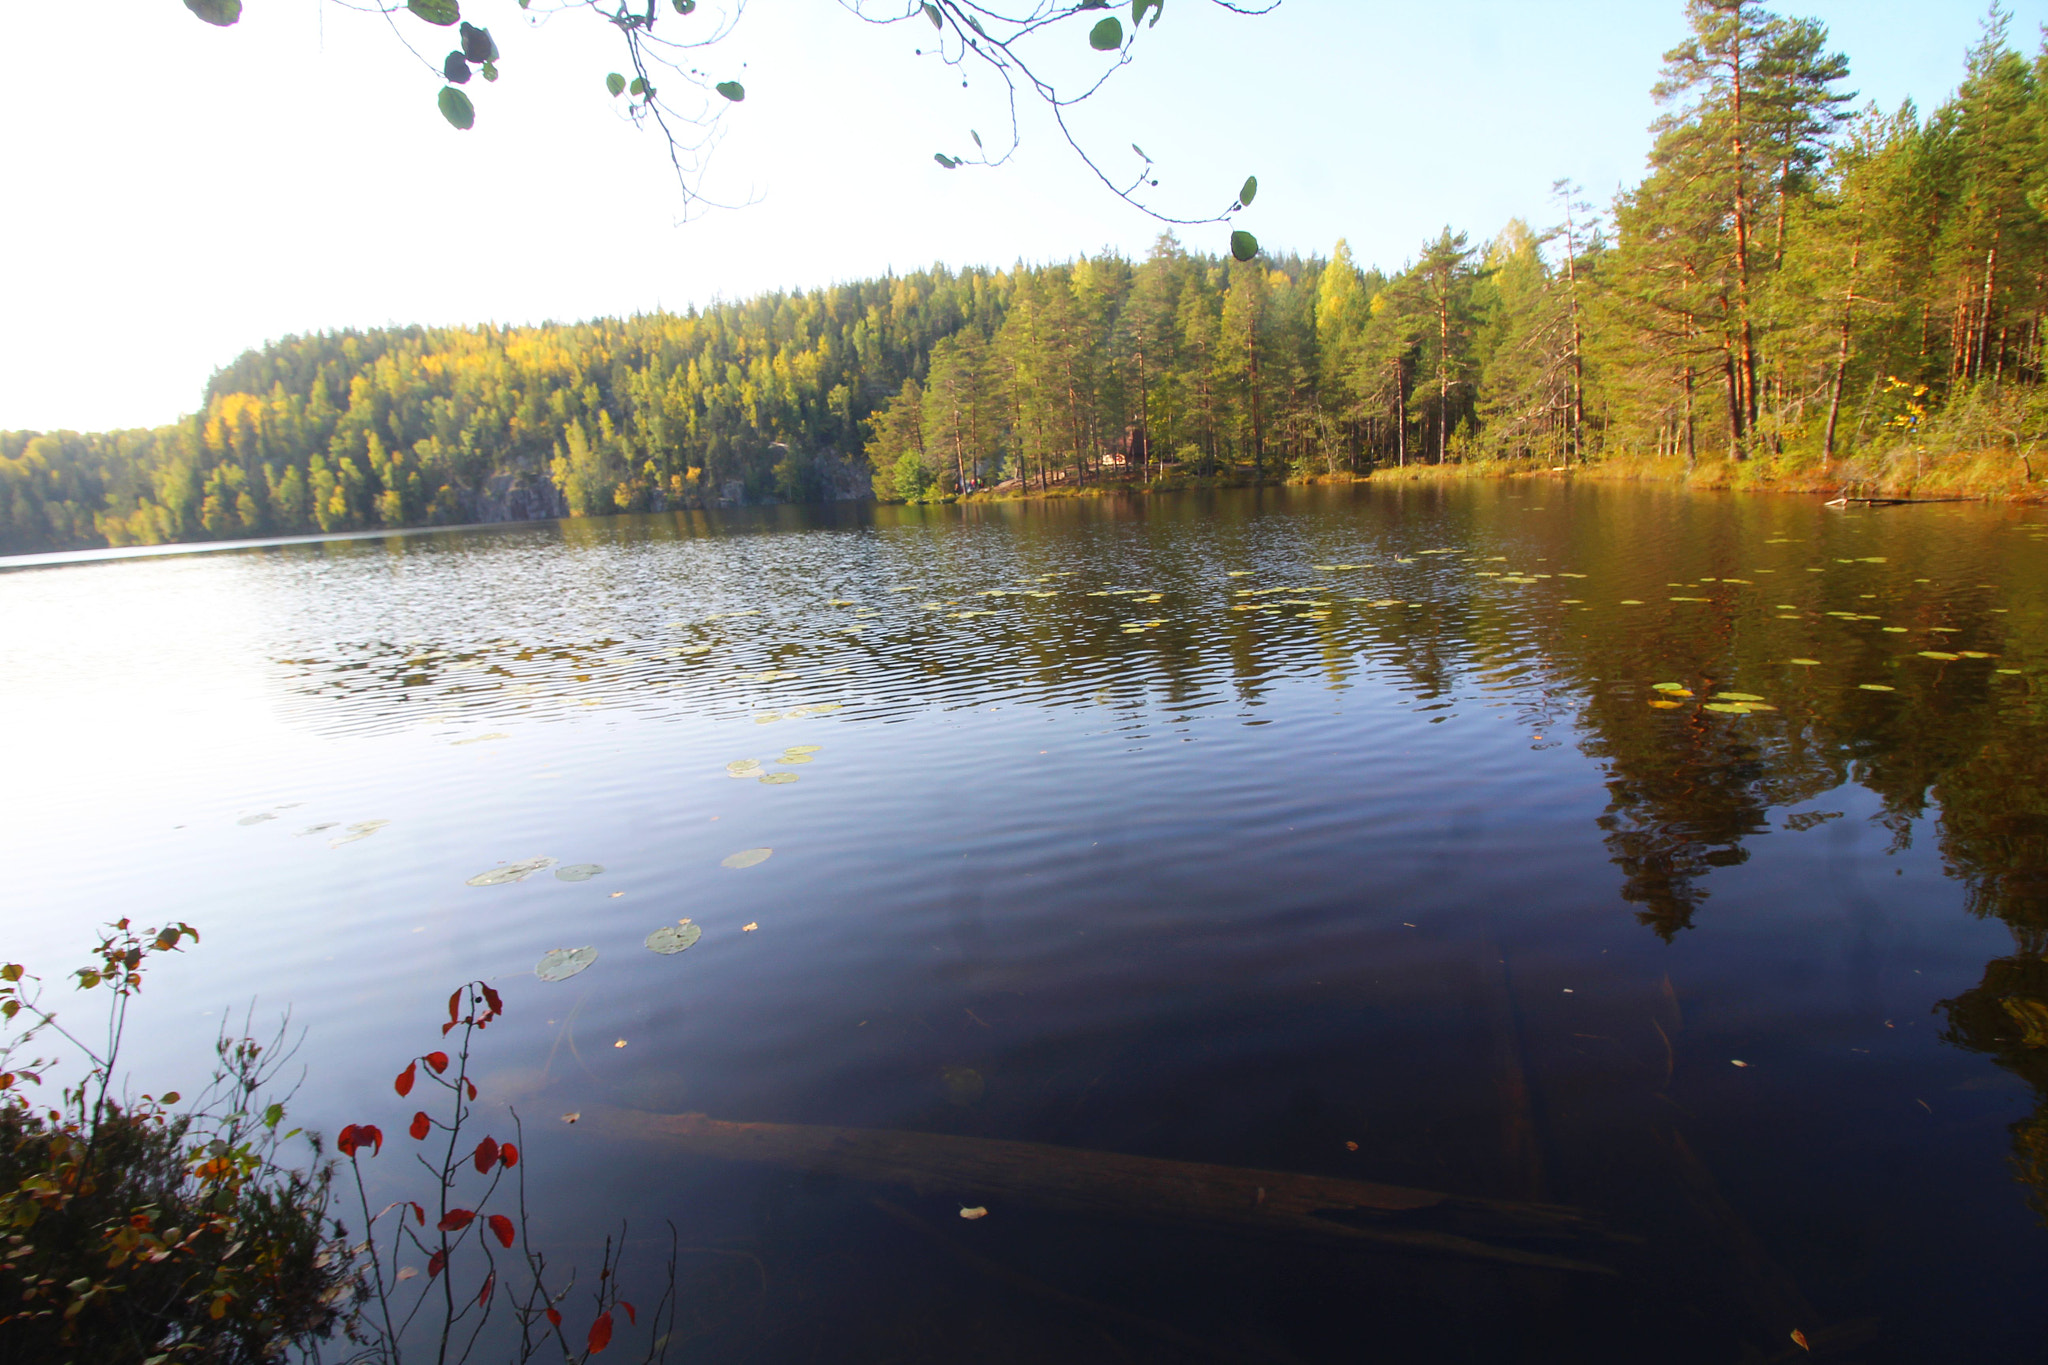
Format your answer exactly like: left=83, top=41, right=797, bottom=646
left=727, top=759, right=766, bottom=778
left=721, top=847, right=773, bottom=869
left=1651, top=683, right=1689, bottom=693
left=758, top=772, right=800, bottom=785
left=467, top=855, right=558, bottom=886
left=1712, top=692, right=1765, bottom=702
left=1858, top=684, right=1896, bottom=692
left=1918, top=651, right=1961, bottom=661
left=776, top=753, right=815, bottom=765
left=645, top=921, right=702, bottom=955
left=1959, top=651, right=1996, bottom=659
left=1703, top=703, right=1752, bottom=714
left=535, top=946, right=597, bottom=982
left=942, top=1066, right=985, bottom=1106
left=330, top=819, right=391, bottom=847
left=555, top=863, right=605, bottom=882
left=1789, top=658, right=1822, bottom=666
left=1649, top=700, right=1685, bottom=710
left=783, top=744, right=822, bottom=757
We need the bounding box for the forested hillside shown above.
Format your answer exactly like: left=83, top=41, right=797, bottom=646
left=7, top=2, right=2048, bottom=555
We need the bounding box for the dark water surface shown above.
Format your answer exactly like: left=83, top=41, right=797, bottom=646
left=5, top=483, right=2047, bottom=1362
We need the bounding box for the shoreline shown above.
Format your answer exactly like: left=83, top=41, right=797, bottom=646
left=920, top=451, right=2047, bottom=507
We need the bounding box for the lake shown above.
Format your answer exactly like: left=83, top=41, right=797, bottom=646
left=3, top=481, right=2045, bottom=1362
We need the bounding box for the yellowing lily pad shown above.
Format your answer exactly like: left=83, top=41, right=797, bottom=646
left=1789, top=658, right=1822, bottom=666
left=1649, top=700, right=1685, bottom=710
left=721, top=847, right=773, bottom=869
left=554, top=863, right=605, bottom=882
left=758, top=772, right=800, bottom=785
left=783, top=745, right=822, bottom=756
left=727, top=759, right=767, bottom=778
left=468, top=856, right=558, bottom=886
left=1918, top=651, right=1961, bottom=661
left=645, top=921, right=702, bottom=955
left=1858, top=684, right=1896, bottom=692
left=535, top=946, right=597, bottom=982
left=1713, top=692, right=1764, bottom=702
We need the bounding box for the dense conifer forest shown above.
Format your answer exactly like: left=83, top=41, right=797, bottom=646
left=7, top=2, right=2048, bottom=555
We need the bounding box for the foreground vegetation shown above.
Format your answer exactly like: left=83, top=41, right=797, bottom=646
left=7, top=0, right=2048, bottom=555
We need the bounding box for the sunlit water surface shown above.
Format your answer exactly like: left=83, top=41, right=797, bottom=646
left=5, top=483, right=2047, bottom=1362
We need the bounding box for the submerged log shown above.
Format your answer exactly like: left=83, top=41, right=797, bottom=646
left=590, top=1107, right=1628, bottom=1274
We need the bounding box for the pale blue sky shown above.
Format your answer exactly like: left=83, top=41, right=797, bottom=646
left=0, top=1, right=2037, bottom=431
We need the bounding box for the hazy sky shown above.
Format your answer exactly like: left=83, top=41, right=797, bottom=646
left=1, top=1, right=2037, bottom=432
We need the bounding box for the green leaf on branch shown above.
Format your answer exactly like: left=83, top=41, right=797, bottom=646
left=1089, top=17, right=1124, bottom=50
left=606, top=72, right=627, bottom=97
left=1134, top=0, right=1165, bottom=28
left=182, top=0, right=242, bottom=26
left=934, top=153, right=958, bottom=168
left=1238, top=175, right=1258, bottom=207
left=482, top=61, right=498, bottom=82
left=459, top=22, right=497, bottom=63
left=716, top=80, right=746, bottom=102
left=438, top=86, right=475, bottom=130
left=1230, top=230, right=1259, bottom=262
left=924, top=3, right=943, bottom=29
left=408, top=0, right=460, bottom=26
left=443, top=52, right=472, bottom=84
left=262, top=1103, right=285, bottom=1128
left=630, top=77, right=647, bottom=96
left=674, top=0, right=697, bottom=11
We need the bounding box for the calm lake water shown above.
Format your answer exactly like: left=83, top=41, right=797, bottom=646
left=4, top=482, right=2047, bottom=1362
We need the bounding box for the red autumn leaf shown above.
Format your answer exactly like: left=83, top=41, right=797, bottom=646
left=395, top=1061, right=417, bottom=1097
left=587, top=1311, right=614, bottom=1354
left=425, top=1051, right=450, bottom=1074
left=409, top=1202, right=426, bottom=1225
left=473, top=1136, right=499, bottom=1172
left=488, top=1213, right=515, bottom=1248
left=336, top=1124, right=360, bottom=1157
left=622, top=1300, right=637, bottom=1326
left=481, top=983, right=503, bottom=1016
left=358, top=1124, right=384, bottom=1155
left=498, top=1141, right=519, bottom=1169
left=465, top=1078, right=478, bottom=1101
left=448, top=989, right=461, bottom=1024
left=477, top=1271, right=495, bottom=1307
left=427, top=1248, right=447, bottom=1279
left=437, top=1208, right=476, bottom=1233
left=410, top=1111, right=431, bottom=1140
left=545, top=1307, right=561, bottom=1328
left=442, top=1020, right=457, bottom=1036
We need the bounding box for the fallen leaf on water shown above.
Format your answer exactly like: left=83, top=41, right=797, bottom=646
left=562, top=1113, right=580, bottom=1124
left=1649, top=700, right=1685, bottom=710
left=1791, top=1328, right=1810, bottom=1352
left=1918, top=651, right=1961, bottom=661
left=742, top=922, right=758, bottom=932
left=1344, top=1141, right=1359, bottom=1151
left=554, top=863, right=605, bottom=882
left=1731, top=1059, right=1749, bottom=1068
left=959, top=1206, right=988, bottom=1220
left=614, top=1039, right=627, bottom=1049
left=1858, top=684, right=1896, bottom=692
left=535, top=946, right=597, bottom=982
left=1789, top=658, right=1822, bottom=666
left=645, top=922, right=702, bottom=955
left=468, top=856, right=557, bottom=886
left=722, top=848, right=773, bottom=869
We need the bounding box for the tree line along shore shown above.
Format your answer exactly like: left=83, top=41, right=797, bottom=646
left=8, top=4, right=2048, bottom=556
